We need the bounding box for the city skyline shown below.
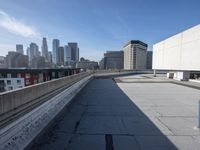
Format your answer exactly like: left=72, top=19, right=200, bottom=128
left=1, top=1, right=200, bottom=149
left=0, top=0, right=200, bottom=61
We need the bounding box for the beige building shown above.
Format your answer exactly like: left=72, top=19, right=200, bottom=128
left=123, top=40, right=148, bottom=70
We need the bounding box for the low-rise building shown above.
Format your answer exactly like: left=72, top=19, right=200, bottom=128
left=102, top=51, right=124, bottom=70
left=99, top=58, right=105, bottom=70
left=77, top=58, right=98, bottom=70
left=0, top=68, right=80, bottom=89
left=0, top=56, right=6, bottom=68
left=0, top=78, right=25, bottom=92
left=6, top=51, right=28, bottom=68
left=0, top=80, right=5, bottom=92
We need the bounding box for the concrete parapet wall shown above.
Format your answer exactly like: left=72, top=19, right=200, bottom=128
left=0, top=75, right=92, bottom=150
left=0, top=72, right=90, bottom=116
left=94, top=70, right=155, bottom=77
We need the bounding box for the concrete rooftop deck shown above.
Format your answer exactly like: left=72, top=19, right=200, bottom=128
left=30, top=74, right=200, bottom=150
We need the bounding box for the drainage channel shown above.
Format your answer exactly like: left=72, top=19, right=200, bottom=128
left=105, top=134, right=114, bottom=150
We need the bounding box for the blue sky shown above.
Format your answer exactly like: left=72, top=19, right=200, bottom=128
left=0, top=0, right=200, bottom=61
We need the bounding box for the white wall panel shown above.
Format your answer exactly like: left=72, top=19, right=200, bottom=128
left=153, top=24, right=200, bottom=71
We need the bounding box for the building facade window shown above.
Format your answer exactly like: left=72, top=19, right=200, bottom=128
left=7, top=80, right=11, bottom=85
left=25, top=74, right=30, bottom=78
left=8, top=86, right=13, bottom=90
left=17, top=80, right=21, bottom=85
left=17, top=73, right=21, bottom=78
left=7, top=74, right=11, bottom=78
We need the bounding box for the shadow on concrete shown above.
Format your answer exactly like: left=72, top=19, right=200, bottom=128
left=29, top=77, right=178, bottom=150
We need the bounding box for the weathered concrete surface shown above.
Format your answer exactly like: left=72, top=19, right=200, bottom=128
left=30, top=77, right=195, bottom=150
left=117, top=75, right=200, bottom=150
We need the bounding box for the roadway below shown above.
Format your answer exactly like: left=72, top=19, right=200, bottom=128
left=29, top=74, right=200, bottom=150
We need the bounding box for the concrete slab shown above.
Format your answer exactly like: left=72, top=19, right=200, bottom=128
left=135, top=135, right=177, bottom=150
left=149, top=117, right=174, bottom=135
left=122, top=116, right=164, bottom=136
left=30, top=75, right=200, bottom=150
left=77, top=115, right=126, bottom=134
left=54, top=113, right=82, bottom=133
left=158, top=117, right=200, bottom=136
left=67, top=134, right=105, bottom=150
left=85, top=105, right=142, bottom=117
left=117, top=79, right=200, bottom=149
left=113, top=135, right=140, bottom=150
left=31, top=133, right=72, bottom=150
left=154, top=106, right=196, bottom=117
left=168, top=136, right=200, bottom=150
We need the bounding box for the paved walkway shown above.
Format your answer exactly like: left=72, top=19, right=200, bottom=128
left=30, top=77, right=200, bottom=150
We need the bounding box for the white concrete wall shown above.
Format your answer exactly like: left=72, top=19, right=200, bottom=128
left=153, top=24, right=200, bottom=71
left=0, top=78, right=24, bottom=91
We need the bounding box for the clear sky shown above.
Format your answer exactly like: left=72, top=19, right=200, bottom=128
left=0, top=0, right=200, bottom=61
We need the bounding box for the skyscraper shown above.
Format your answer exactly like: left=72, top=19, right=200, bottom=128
left=52, top=39, right=60, bottom=64
left=57, top=46, right=64, bottom=65
left=26, top=47, right=30, bottom=56
left=41, top=37, right=48, bottom=62
left=64, top=45, right=72, bottom=67
left=68, top=42, right=79, bottom=62
left=29, top=43, right=40, bottom=61
left=123, top=40, right=147, bottom=70
left=64, top=45, right=71, bottom=62
left=16, top=44, right=24, bottom=54
left=48, top=51, right=53, bottom=63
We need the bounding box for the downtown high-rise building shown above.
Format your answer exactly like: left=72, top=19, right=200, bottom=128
left=52, top=39, right=60, bottom=64
left=16, top=44, right=24, bottom=54
left=29, top=43, right=40, bottom=61
left=68, top=42, right=79, bottom=62
left=48, top=51, right=53, bottom=63
left=41, top=37, right=48, bottom=62
left=58, top=46, right=64, bottom=65
left=64, top=45, right=72, bottom=67
left=64, top=45, right=71, bottom=62
left=123, top=40, right=147, bottom=70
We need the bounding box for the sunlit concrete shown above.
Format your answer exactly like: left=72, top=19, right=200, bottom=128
left=117, top=75, right=200, bottom=150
